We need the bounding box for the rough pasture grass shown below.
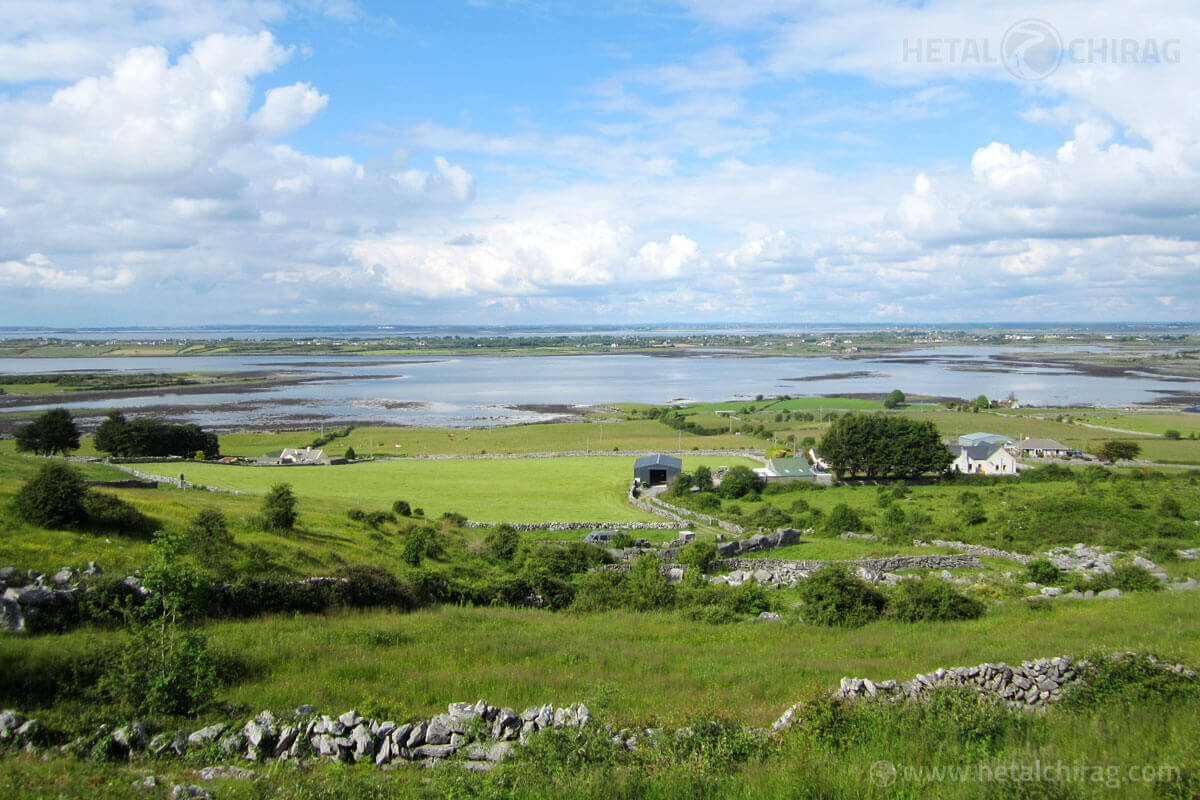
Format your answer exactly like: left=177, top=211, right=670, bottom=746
left=4, top=591, right=1198, bottom=732
left=130, top=455, right=757, bottom=523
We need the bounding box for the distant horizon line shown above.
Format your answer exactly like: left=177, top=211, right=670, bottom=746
left=3, top=321, right=1199, bottom=333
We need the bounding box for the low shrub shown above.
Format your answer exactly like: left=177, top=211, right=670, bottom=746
left=1145, top=542, right=1181, bottom=563
left=570, top=570, right=629, bottom=613
left=887, top=577, right=986, bottom=622
left=10, top=461, right=87, bottom=528
left=1102, top=565, right=1164, bottom=593
left=678, top=540, right=718, bottom=570
left=797, top=564, right=885, bottom=627
left=1023, top=558, right=1062, bottom=585
left=822, top=503, right=866, bottom=536
left=1061, top=653, right=1200, bottom=709
left=80, top=491, right=155, bottom=535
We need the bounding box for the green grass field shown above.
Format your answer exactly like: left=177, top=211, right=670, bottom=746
left=675, top=396, right=885, bottom=416
left=1077, top=412, right=1200, bottom=436
left=215, top=419, right=756, bottom=458
left=129, top=455, right=757, bottom=523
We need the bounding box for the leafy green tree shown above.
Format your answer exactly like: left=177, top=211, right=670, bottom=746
left=260, top=483, right=298, bottom=530
left=627, top=554, right=675, bottom=611
left=883, top=389, right=905, bottom=409
left=692, top=465, right=714, bottom=491
left=817, top=413, right=952, bottom=480
left=1095, top=440, right=1141, bottom=462
left=392, top=499, right=412, bottom=516
left=344, top=445, right=357, bottom=460
left=11, top=461, right=88, bottom=527
left=103, top=529, right=219, bottom=716
left=973, top=395, right=990, bottom=410
left=94, top=414, right=218, bottom=458
left=1163, top=429, right=1181, bottom=440
left=94, top=411, right=134, bottom=456
left=679, top=540, right=718, bottom=570
left=718, top=466, right=765, bottom=498
left=401, top=527, right=430, bottom=566
left=14, top=408, right=80, bottom=456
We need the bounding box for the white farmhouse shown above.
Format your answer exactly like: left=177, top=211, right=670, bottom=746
left=947, top=443, right=1019, bottom=475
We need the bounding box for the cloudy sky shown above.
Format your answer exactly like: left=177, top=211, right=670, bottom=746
left=2, top=1, right=1199, bottom=325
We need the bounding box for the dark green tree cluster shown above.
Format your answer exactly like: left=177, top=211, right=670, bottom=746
left=883, top=389, right=906, bottom=409
left=817, top=413, right=953, bottom=480
left=14, top=408, right=80, bottom=456
left=1094, top=440, right=1141, bottom=463
left=94, top=412, right=219, bottom=459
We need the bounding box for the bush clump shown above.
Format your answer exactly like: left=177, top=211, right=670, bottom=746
left=80, top=491, right=155, bottom=535
left=797, top=564, right=885, bottom=627
left=11, top=461, right=88, bottom=528
left=259, top=482, right=298, bottom=530
left=1023, top=558, right=1062, bottom=585
left=822, top=503, right=865, bottom=536
left=887, top=577, right=986, bottom=622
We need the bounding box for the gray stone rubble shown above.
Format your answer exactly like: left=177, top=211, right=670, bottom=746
left=771, top=652, right=1197, bottom=732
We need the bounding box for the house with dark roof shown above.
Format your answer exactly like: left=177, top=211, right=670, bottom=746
left=1008, top=438, right=1070, bottom=458
left=257, top=446, right=330, bottom=465
left=633, top=453, right=682, bottom=486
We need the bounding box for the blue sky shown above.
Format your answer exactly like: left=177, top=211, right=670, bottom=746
left=1, top=1, right=1198, bottom=325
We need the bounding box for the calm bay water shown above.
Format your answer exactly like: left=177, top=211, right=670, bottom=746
left=2, top=347, right=1198, bottom=429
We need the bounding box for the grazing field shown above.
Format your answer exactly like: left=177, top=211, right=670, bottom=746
left=215, top=419, right=756, bottom=458
left=129, top=455, right=758, bottom=523
left=1077, top=412, right=1200, bottom=436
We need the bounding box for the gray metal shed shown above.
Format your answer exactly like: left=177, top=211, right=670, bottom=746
left=633, top=453, right=683, bottom=486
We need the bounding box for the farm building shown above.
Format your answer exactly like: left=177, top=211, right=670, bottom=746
left=258, top=446, right=330, bottom=465
left=1009, top=438, right=1070, bottom=458
left=585, top=530, right=619, bottom=545
left=947, top=443, right=1019, bottom=475
left=634, top=453, right=682, bottom=486
left=755, top=457, right=818, bottom=482
left=957, top=432, right=1015, bottom=447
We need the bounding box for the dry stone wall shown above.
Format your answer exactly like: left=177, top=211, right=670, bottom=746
left=2, top=653, right=1192, bottom=778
